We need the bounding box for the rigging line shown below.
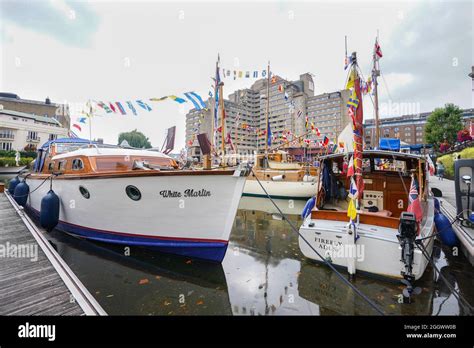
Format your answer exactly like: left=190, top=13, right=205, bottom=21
left=415, top=240, right=474, bottom=314
left=356, top=63, right=411, bottom=196
left=250, top=168, right=386, bottom=316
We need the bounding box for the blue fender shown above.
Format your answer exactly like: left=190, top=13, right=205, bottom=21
left=301, top=197, right=316, bottom=219
left=434, top=213, right=458, bottom=247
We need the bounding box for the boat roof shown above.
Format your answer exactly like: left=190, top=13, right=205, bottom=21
left=41, top=137, right=96, bottom=149
left=52, top=147, right=173, bottom=160
left=320, top=150, right=425, bottom=161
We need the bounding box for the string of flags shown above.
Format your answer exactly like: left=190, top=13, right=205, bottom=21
left=220, top=67, right=269, bottom=80
left=71, top=91, right=209, bottom=132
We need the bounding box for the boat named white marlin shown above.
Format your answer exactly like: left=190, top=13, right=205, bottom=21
left=16, top=138, right=248, bottom=262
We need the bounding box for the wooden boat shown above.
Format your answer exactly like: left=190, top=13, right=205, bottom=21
left=299, top=150, right=435, bottom=281
left=243, top=151, right=319, bottom=199
left=299, top=51, right=435, bottom=289
left=19, top=138, right=248, bottom=262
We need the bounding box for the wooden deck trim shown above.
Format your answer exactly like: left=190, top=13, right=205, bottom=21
left=26, top=169, right=236, bottom=180
left=311, top=209, right=400, bottom=229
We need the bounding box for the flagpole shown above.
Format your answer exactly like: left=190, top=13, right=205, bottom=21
left=373, top=34, right=381, bottom=147
left=265, top=61, right=270, bottom=156
left=219, top=78, right=226, bottom=166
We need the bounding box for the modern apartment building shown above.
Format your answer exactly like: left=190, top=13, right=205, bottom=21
left=185, top=73, right=351, bottom=159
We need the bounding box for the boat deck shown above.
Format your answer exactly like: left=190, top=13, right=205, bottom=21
left=439, top=197, right=474, bottom=266
left=0, top=192, right=106, bottom=315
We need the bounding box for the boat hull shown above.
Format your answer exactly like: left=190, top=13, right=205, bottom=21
left=298, top=202, right=436, bottom=280
left=25, top=172, right=246, bottom=262
left=243, top=178, right=317, bottom=199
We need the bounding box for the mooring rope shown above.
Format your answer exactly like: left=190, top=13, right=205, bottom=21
left=250, top=168, right=385, bottom=315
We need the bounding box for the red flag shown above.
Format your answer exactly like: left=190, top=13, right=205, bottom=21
left=347, top=156, right=354, bottom=177
left=375, top=39, right=383, bottom=59
left=109, top=102, right=117, bottom=113
left=72, top=124, right=82, bottom=132
left=322, top=136, right=329, bottom=147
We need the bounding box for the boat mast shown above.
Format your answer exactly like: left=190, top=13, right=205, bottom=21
left=264, top=61, right=270, bottom=155
left=373, top=34, right=381, bottom=147
left=219, top=80, right=226, bottom=165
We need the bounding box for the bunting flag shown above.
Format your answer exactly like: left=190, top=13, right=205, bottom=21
left=184, top=92, right=206, bottom=110
left=168, top=95, right=187, bottom=104
left=344, top=55, right=353, bottom=70
left=68, top=130, right=79, bottom=138
left=72, top=124, right=82, bottom=132
left=271, top=76, right=277, bottom=84
left=374, top=38, right=383, bottom=59
left=126, top=101, right=137, bottom=115
left=116, top=102, right=126, bottom=115
left=297, top=109, right=303, bottom=118
left=149, top=96, right=168, bottom=102
left=136, top=100, right=152, bottom=111
left=284, top=92, right=289, bottom=101
left=108, top=102, right=117, bottom=113
left=278, top=85, right=284, bottom=92
left=96, top=101, right=112, bottom=113
left=77, top=117, right=87, bottom=124
left=347, top=89, right=359, bottom=108
left=347, top=156, right=354, bottom=177
left=305, top=116, right=309, bottom=129
left=322, top=136, right=329, bottom=147
left=345, top=69, right=355, bottom=90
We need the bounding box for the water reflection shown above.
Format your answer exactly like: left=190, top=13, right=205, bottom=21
left=40, top=196, right=471, bottom=315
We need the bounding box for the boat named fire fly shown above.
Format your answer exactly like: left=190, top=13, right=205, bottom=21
left=17, top=138, right=248, bottom=262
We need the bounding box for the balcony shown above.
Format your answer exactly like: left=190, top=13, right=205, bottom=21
left=0, top=134, right=14, bottom=140
left=26, top=136, right=40, bottom=143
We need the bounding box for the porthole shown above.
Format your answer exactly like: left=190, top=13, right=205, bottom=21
left=79, top=186, right=90, bottom=199
left=126, top=185, right=141, bottom=201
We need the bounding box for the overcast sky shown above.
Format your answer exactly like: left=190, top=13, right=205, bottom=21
left=0, top=0, right=472, bottom=149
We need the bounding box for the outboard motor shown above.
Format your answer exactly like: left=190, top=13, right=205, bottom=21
left=397, top=212, right=421, bottom=302
left=8, top=176, right=20, bottom=194
left=13, top=179, right=29, bottom=207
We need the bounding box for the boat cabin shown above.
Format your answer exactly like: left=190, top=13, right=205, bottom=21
left=32, top=139, right=178, bottom=176
left=314, top=150, right=428, bottom=227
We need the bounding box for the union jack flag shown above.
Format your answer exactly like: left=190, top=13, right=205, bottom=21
left=407, top=176, right=423, bottom=222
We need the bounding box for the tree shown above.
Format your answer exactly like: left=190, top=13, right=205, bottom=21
left=425, top=103, right=464, bottom=149
left=118, top=129, right=152, bottom=148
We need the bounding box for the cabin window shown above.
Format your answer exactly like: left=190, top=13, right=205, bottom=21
left=374, top=158, right=407, bottom=173
left=72, top=158, right=84, bottom=170
left=48, top=162, right=54, bottom=172
left=57, top=160, right=67, bottom=171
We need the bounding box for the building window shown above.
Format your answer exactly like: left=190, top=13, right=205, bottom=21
left=0, top=128, right=14, bottom=139
left=0, top=142, right=12, bottom=150
left=27, top=131, right=39, bottom=140
left=49, top=134, right=58, bottom=141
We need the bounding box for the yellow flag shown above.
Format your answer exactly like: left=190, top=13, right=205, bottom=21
left=347, top=198, right=357, bottom=220
left=345, top=69, right=355, bottom=89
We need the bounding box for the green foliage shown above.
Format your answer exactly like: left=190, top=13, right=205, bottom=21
left=425, top=103, right=464, bottom=149
left=117, top=129, right=152, bottom=149
left=437, top=147, right=474, bottom=179
left=0, top=150, right=37, bottom=158
left=0, top=157, right=34, bottom=167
